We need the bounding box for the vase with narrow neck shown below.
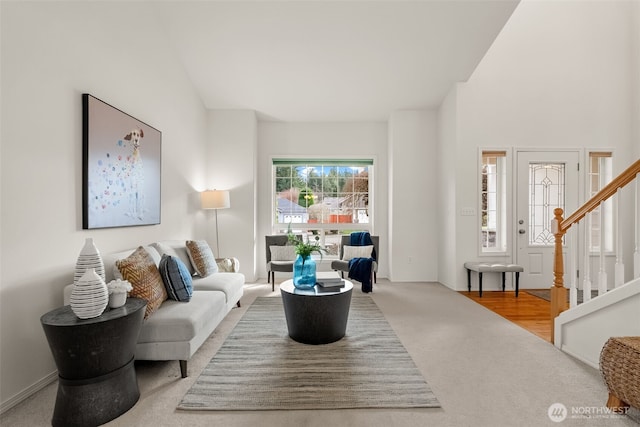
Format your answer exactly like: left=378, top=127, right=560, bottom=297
left=74, top=238, right=105, bottom=285
left=293, top=254, right=316, bottom=289
left=70, top=268, right=108, bottom=319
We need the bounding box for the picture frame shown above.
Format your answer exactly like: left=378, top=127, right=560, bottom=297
left=82, top=94, right=161, bottom=229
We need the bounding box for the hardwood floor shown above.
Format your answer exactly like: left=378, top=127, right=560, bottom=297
left=460, top=289, right=552, bottom=342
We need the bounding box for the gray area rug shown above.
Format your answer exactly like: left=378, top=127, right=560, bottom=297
left=178, top=295, right=440, bottom=411
left=525, top=289, right=599, bottom=304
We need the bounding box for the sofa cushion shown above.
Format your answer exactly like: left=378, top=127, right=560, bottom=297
left=137, top=291, right=226, bottom=343
left=150, top=241, right=195, bottom=276
left=158, top=254, right=193, bottom=302
left=342, top=245, right=374, bottom=261
left=115, top=246, right=167, bottom=319
left=186, top=240, right=218, bottom=277
left=192, top=272, right=245, bottom=302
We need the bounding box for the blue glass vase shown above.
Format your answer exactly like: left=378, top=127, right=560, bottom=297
left=293, top=254, right=316, bottom=289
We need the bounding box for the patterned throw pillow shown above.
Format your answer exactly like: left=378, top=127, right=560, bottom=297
left=270, top=245, right=297, bottom=261
left=342, top=245, right=374, bottom=261
left=115, top=246, right=168, bottom=318
left=185, top=240, right=218, bottom=277
left=158, top=254, right=193, bottom=302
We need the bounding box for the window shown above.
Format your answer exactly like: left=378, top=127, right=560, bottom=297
left=272, top=159, right=373, bottom=258
left=588, top=152, right=613, bottom=252
left=481, top=151, right=507, bottom=253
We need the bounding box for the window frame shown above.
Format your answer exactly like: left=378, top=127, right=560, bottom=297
left=271, top=157, right=375, bottom=260
left=586, top=151, right=614, bottom=255
left=478, top=149, right=510, bottom=256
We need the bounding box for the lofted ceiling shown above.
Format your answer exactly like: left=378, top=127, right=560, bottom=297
left=155, top=1, right=519, bottom=122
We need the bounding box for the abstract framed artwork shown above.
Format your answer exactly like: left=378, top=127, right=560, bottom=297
left=82, top=94, right=161, bottom=229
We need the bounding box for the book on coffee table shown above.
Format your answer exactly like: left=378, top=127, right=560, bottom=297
left=316, top=280, right=345, bottom=288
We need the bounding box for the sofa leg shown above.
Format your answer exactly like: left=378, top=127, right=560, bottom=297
left=236, top=300, right=241, bottom=308
left=179, top=360, right=188, bottom=378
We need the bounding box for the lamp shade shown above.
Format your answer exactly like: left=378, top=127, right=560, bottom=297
left=201, top=190, right=230, bottom=210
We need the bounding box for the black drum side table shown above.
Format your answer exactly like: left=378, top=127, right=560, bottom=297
left=280, top=279, right=353, bottom=345
left=40, top=298, right=146, bottom=427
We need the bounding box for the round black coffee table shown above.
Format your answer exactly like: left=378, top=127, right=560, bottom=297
left=40, top=298, right=146, bottom=427
left=280, top=279, right=353, bottom=344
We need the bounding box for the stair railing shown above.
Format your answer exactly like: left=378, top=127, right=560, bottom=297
left=551, top=158, right=640, bottom=343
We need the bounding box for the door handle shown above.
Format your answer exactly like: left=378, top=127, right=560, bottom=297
left=518, top=229, right=526, bottom=234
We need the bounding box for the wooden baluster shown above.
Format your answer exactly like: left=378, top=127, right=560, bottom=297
left=551, top=208, right=568, bottom=343
left=598, top=201, right=608, bottom=296
left=614, top=188, right=624, bottom=288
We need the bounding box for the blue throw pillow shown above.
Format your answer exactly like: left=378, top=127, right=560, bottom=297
left=159, top=254, right=193, bottom=302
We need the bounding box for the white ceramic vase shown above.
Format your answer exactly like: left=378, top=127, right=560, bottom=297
left=74, top=238, right=105, bottom=285
left=70, top=268, right=108, bottom=319
left=108, top=292, right=127, bottom=309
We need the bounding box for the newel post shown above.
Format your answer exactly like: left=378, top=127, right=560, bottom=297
left=550, top=208, right=568, bottom=343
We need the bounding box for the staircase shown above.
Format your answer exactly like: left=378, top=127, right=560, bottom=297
left=551, top=159, right=640, bottom=368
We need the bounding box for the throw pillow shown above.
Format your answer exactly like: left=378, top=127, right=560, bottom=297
left=158, top=254, right=193, bottom=302
left=270, top=245, right=296, bottom=261
left=342, top=245, right=374, bottom=261
left=115, top=246, right=168, bottom=318
left=151, top=242, right=195, bottom=276
left=185, top=240, right=218, bottom=277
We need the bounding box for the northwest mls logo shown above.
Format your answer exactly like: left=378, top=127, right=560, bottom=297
left=548, top=403, right=568, bottom=422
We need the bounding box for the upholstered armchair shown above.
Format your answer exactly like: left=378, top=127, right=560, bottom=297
left=331, top=235, right=379, bottom=284
left=265, top=235, right=297, bottom=291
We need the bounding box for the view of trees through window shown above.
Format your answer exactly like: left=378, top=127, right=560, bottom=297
left=481, top=151, right=507, bottom=252
left=273, top=160, right=372, bottom=257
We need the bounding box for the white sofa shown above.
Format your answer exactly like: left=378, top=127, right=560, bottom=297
left=64, top=240, right=244, bottom=378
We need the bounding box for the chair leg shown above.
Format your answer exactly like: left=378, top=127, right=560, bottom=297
left=515, top=272, right=520, bottom=297
left=467, top=269, right=471, bottom=292
left=501, top=272, right=506, bottom=292
left=271, top=272, right=275, bottom=292
left=478, top=272, right=483, bottom=297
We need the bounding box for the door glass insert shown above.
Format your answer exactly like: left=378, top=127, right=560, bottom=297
left=529, top=163, right=565, bottom=246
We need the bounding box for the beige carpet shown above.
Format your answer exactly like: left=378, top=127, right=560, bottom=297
left=178, top=295, right=439, bottom=411
left=3, top=281, right=637, bottom=426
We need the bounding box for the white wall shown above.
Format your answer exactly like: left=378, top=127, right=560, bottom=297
left=205, top=110, right=258, bottom=280
left=257, top=122, right=388, bottom=279
left=388, top=111, right=439, bottom=281
left=437, top=87, right=459, bottom=288
left=555, top=278, right=640, bottom=369
left=633, top=0, right=640, bottom=158
left=440, top=0, right=638, bottom=291
left=0, top=2, right=208, bottom=410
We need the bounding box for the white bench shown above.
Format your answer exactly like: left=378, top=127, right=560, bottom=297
left=464, top=262, right=524, bottom=297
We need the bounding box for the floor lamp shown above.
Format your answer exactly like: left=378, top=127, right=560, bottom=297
left=201, top=189, right=230, bottom=256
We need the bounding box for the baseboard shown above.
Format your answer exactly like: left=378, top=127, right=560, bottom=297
left=559, top=346, right=599, bottom=370
left=0, top=370, right=57, bottom=415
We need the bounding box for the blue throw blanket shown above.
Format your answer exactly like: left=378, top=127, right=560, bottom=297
left=348, top=232, right=375, bottom=293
